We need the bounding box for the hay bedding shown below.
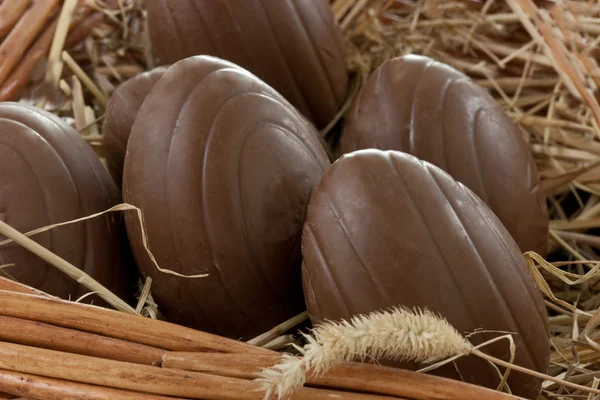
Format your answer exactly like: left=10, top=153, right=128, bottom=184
left=1, top=0, right=600, bottom=398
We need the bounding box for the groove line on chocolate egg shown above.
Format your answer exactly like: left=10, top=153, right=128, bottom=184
left=304, top=223, right=352, bottom=317
left=204, top=102, right=325, bottom=303
left=469, top=106, right=492, bottom=204
left=424, top=163, right=539, bottom=371
left=197, top=96, right=299, bottom=320
left=408, top=60, right=434, bottom=155
left=236, top=122, right=322, bottom=272
left=161, top=69, right=313, bottom=293
left=323, top=192, right=389, bottom=305
left=301, top=265, right=324, bottom=319
left=0, top=117, right=77, bottom=250
left=259, top=1, right=316, bottom=123
left=388, top=156, right=506, bottom=382
left=435, top=77, right=457, bottom=172
left=370, top=66, right=383, bottom=151
left=312, top=0, right=347, bottom=93
left=386, top=153, right=481, bottom=330
left=159, top=0, right=187, bottom=58
left=0, top=138, right=56, bottom=288
left=459, top=184, right=551, bottom=360
left=13, top=107, right=94, bottom=276
left=189, top=0, right=221, bottom=56
left=14, top=105, right=113, bottom=205
left=288, top=0, right=339, bottom=107
left=222, top=0, right=260, bottom=82
left=234, top=123, right=305, bottom=300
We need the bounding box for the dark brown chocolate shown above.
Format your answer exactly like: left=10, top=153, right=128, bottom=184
left=340, top=55, right=548, bottom=256
left=0, top=102, right=137, bottom=305
left=301, top=150, right=549, bottom=399
left=145, top=0, right=348, bottom=129
left=123, top=56, right=330, bottom=340
left=103, top=67, right=167, bottom=187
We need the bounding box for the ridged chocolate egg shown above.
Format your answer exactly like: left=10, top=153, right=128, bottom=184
left=146, top=0, right=348, bottom=129
left=340, top=55, right=548, bottom=256
left=123, top=56, right=330, bottom=339
left=103, top=67, right=167, bottom=187
left=302, top=149, right=549, bottom=399
left=0, top=103, right=137, bottom=305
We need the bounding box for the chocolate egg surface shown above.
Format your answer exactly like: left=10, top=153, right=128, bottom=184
left=301, top=149, right=549, bottom=399
left=103, top=66, right=167, bottom=188
left=123, top=56, right=330, bottom=339
left=340, top=55, right=548, bottom=256
left=0, top=103, right=137, bottom=305
left=146, top=0, right=348, bottom=129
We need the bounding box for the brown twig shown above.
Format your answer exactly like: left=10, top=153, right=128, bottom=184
left=0, top=290, right=268, bottom=355
left=163, top=353, right=521, bottom=400
left=0, top=341, right=258, bottom=400
left=0, top=17, right=57, bottom=102
left=0, top=0, right=59, bottom=86
left=0, top=0, right=30, bottom=38
left=0, top=277, right=50, bottom=297
left=0, top=315, right=165, bottom=365
left=0, top=341, right=405, bottom=400
left=0, top=369, right=182, bottom=400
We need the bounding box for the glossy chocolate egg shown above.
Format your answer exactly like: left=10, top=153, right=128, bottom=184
left=103, top=67, right=167, bottom=187
left=123, top=56, right=330, bottom=339
left=340, top=55, right=548, bottom=256
left=0, top=103, right=137, bottom=305
left=301, top=150, right=549, bottom=399
left=146, top=0, right=348, bottom=129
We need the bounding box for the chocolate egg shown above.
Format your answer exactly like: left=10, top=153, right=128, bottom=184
left=146, top=0, right=348, bottom=129
left=301, top=150, right=549, bottom=399
left=340, top=55, right=548, bottom=256
left=0, top=103, right=137, bottom=305
left=123, top=56, right=330, bottom=339
left=103, top=67, right=167, bottom=187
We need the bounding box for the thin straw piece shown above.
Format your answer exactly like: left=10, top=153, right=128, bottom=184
left=44, top=0, right=77, bottom=86
left=62, top=51, right=108, bottom=107
left=0, top=290, right=268, bottom=355
left=247, top=311, right=309, bottom=347
left=0, top=219, right=134, bottom=314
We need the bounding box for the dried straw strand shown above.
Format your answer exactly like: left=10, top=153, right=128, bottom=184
left=0, top=219, right=134, bottom=313
left=44, top=0, right=77, bottom=87
left=247, top=312, right=309, bottom=347
left=257, top=307, right=472, bottom=399
left=62, top=50, right=108, bottom=106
